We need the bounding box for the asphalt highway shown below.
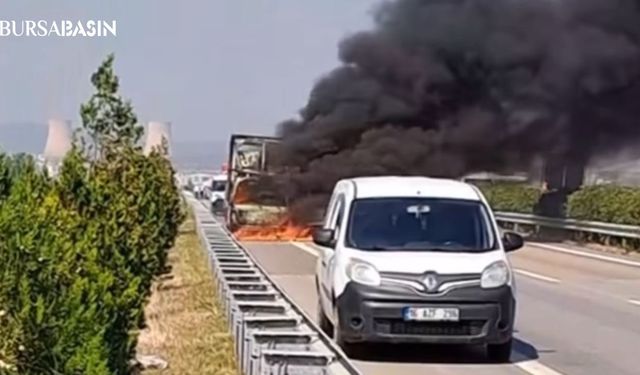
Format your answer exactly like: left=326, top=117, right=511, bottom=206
left=241, top=240, right=640, bottom=375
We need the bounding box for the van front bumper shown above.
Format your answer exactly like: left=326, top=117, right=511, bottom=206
left=334, top=282, right=515, bottom=345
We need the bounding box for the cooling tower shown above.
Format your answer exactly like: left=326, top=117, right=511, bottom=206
left=143, top=121, right=172, bottom=156
left=43, top=119, right=72, bottom=161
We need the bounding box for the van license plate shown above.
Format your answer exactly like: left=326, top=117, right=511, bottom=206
left=403, top=307, right=460, bottom=321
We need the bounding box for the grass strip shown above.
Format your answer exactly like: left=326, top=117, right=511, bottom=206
left=137, top=212, right=239, bottom=375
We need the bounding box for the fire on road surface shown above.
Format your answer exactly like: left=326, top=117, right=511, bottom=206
left=232, top=217, right=311, bottom=241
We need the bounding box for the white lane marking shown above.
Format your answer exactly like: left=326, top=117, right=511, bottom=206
left=290, top=241, right=320, bottom=257
left=515, top=359, right=565, bottom=375
left=514, top=269, right=560, bottom=284
left=628, top=299, right=640, bottom=307
left=531, top=243, right=640, bottom=268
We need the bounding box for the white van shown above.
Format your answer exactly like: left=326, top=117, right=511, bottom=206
left=312, top=176, right=523, bottom=362
left=208, top=173, right=228, bottom=213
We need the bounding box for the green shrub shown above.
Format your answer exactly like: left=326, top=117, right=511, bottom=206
left=567, top=185, right=640, bottom=225
left=477, top=183, right=542, bottom=213
left=0, top=185, right=112, bottom=374
left=0, top=153, right=12, bottom=199
left=0, top=157, right=55, bottom=374
left=0, top=54, right=183, bottom=374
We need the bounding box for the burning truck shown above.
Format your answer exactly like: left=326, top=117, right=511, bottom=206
left=225, top=134, right=311, bottom=241
left=223, top=133, right=587, bottom=241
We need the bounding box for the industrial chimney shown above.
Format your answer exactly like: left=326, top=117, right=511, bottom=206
left=143, top=121, right=172, bottom=157
left=42, top=119, right=72, bottom=161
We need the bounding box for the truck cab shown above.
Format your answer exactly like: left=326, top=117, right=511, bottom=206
left=312, top=176, right=523, bottom=361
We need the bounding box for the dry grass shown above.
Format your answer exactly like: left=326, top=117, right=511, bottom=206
left=136, top=214, right=238, bottom=375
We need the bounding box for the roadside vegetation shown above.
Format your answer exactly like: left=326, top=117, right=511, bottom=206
left=477, top=183, right=542, bottom=214
left=479, top=182, right=640, bottom=227
left=0, top=55, right=183, bottom=374
left=567, top=185, right=640, bottom=226
left=137, top=211, right=238, bottom=375
left=478, top=182, right=640, bottom=252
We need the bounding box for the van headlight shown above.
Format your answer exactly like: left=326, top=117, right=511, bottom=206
left=346, top=260, right=381, bottom=286
left=481, top=261, right=510, bottom=289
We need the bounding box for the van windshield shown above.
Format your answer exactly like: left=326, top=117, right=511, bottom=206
left=211, top=180, right=226, bottom=192
left=346, top=198, right=496, bottom=252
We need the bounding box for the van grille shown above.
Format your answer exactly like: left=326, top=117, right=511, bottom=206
left=374, top=319, right=485, bottom=336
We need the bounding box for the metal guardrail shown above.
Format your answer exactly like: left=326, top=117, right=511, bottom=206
left=187, top=195, right=360, bottom=375
left=494, top=211, right=640, bottom=240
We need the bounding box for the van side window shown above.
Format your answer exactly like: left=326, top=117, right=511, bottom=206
left=332, top=195, right=346, bottom=239
left=324, top=194, right=337, bottom=227
left=335, top=199, right=344, bottom=228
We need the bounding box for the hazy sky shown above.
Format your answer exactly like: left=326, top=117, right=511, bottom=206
left=0, top=0, right=375, bottom=143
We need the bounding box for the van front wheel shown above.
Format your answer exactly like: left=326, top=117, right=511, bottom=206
left=317, top=299, right=333, bottom=337
left=487, top=339, right=512, bottom=363
left=333, top=315, right=365, bottom=359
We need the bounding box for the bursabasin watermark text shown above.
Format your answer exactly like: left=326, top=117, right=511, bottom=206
left=0, top=20, right=117, bottom=37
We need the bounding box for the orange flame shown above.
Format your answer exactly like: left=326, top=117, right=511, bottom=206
left=233, top=183, right=251, bottom=204
left=233, top=217, right=312, bottom=241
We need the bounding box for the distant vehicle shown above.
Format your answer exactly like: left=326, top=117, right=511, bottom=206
left=208, top=173, right=228, bottom=214
left=312, top=176, right=523, bottom=362
left=193, top=180, right=209, bottom=199
left=461, top=172, right=528, bottom=185
left=188, top=173, right=214, bottom=199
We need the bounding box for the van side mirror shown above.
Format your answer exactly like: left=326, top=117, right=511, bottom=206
left=503, top=231, right=524, bottom=252
left=312, top=228, right=336, bottom=248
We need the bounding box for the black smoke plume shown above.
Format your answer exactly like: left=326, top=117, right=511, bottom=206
left=274, top=0, right=640, bottom=223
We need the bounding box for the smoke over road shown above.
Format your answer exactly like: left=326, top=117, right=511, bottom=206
left=274, top=0, right=640, bottom=222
